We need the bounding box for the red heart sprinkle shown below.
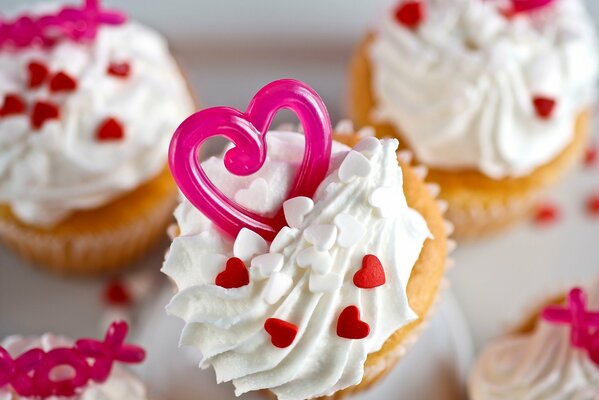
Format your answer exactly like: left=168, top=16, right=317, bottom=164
left=394, top=1, right=425, bottom=29
left=107, top=62, right=131, bottom=78
left=49, top=71, right=78, bottom=93
left=353, top=254, right=386, bottom=289
left=532, top=96, right=556, bottom=119
left=30, top=100, right=60, bottom=129
left=337, top=305, right=370, bottom=340
left=534, top=202, right=560, bottom=225
left=104, top=280, right=132, bottom=306
left=586, top=193, right=599, bottom=216
left=215, top=257, right=249, bottom=289
left=96, top=117, right=125, bottom=141
left=27, top=61, right=49, bottom=89
left=585, top=142, right=597, bottom=168
left=0, top=94, right=26, bottom=117
left=264, top=318, right=298, bottom=348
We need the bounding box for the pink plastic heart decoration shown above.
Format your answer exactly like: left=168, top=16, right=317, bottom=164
left=169, top=79, right=332, bottom=242
left=0, top=348, right=15, bottom=388
left=510, top=0, right=553, bottom=13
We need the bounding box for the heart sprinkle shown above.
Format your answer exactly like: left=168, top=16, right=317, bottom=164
left=586, top=193, right=599, bottom=217
left=353, top=255, right=386, bottom=289
left=96, top=117, right=125, bottom=141
left=0, top=94, right=26, bottom=117
left=394, top=1, right=425, bottom=29
left=30, top=100, right=60, bottom=129
left=215, top=257, right=250, bottom=289
left=585, top=142, right=597, bottom=168
left=534, top=202, right=560, bottom=225
left=27, top=61, right=49, bottom=89
left=49, top=71, right=78, bottom=93
left=264, top=318, right=298, bottom=348
left=337, top=306, right=370, bottom=340
left=532, top=96, right=556, bottom=119
left=103, top=280, right=132, bottom=307
left=107, top=62, right=131, bottom=78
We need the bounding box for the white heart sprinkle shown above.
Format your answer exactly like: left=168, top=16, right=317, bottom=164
left=263, top=272, right=293, bottom=304
left=369, top=187, right=402, bottom=217
left=297, top=246, right=333, bottom=274
left=303, top=224, right=337, bottom=251
left=334, top=119, right=354, bottom=134
left=270, top=226, right=300, bottom=253
left=353, top=137, right=381, bottom=159
left=334, top=213, right=366, bottom=248
left=234, top=178, right=270, bottom=211
left=309, top=272, right=343, bottom=293
left=251, top=253, right=284, bottom=277
left=233, top=228, right=268, bottom=261
left=283, top=197, right=314, bottom=229
left=338, top=151, right=372, bottom=183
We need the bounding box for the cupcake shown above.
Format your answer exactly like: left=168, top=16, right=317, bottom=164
left=0, top=321, right=148, bottom=399
left=162, top=79, right=449, bottom=399
left=350, top=0, right=598, bottom=238
left=469, top=284, right=599, bottom=399
left=0, top=0, right=195, bottom=274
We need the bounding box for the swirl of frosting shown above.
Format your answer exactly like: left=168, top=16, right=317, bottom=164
left=0, top=3, right=194, bottom=227
left=0, top=334, right=148, bottom=400
left=369, top=0, right=598, bottom=179
left=469, top=282, right=599, bottom=400
left=162, top=130, right=431, bottom=399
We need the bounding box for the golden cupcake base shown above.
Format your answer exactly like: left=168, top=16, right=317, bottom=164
left=349, top=35, right=591, bottom=239
left=0, top=167, right=178, bottom=276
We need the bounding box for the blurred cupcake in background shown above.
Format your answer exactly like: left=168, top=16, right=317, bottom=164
left=0, top=0, right=195, bottom=274
left=350, top=0, right=598, bottom=238
left=0, top=321, right=148, bottom=399
left=470, top=283, right=599, bottom=399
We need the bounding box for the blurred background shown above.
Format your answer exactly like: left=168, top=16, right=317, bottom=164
left=3, top=0, right=595, bottom=119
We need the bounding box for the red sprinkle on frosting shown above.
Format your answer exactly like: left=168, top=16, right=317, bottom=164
left=215, top=257, right=250, bottom=289
left=107, top=62, right=131, bottom=78
left=586, top=193, right=599, bottom=217
left=96, top=117, right=125, bottom=141
left=0, top=94, right=26, bottom=117
left=264, top=318, right=298, bottom=348
left=30, top=100, right=60, bottom=129
left=353, top=255, right=386, bottom=289
left=532, top=96, right=556, bottom=120
left=337, top=306, right=370, bottom=340
left=394, top=1, right=425, bottom=29
left=585, top=142, right=597, bottom=168
left=27, top=61, right=49, bottom=89
left=49, top=71, right=77, bottom=93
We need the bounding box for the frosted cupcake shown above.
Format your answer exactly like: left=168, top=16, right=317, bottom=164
left=162, top=80, right=449, bottom=399
left=350, top=0, right=598, bottom=237
left=0, top=321, right=148, bottom=399
left=0, top=0, right=195, bottom=274
left=470, top=284, right=599, bottom=399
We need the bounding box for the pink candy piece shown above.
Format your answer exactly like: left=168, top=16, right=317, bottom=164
left=0, top=321, right=145, bottom=399
left=510, top=0, right=554, bottom=13
left=542, top=288, right=599, bottom=349
left=0, top=0, right=127, bottom=50
left=169, top=79, right=332, bottom=242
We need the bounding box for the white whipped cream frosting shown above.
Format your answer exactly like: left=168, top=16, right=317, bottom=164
left=162, top=130, right=431, bottom=399
left=0, top=4, right=194, bottom=226
left=0, top=334, right=148, bottom=400
left=469, top=282, right=599, bottom=400
left=369, top=0, right=598, bottom=179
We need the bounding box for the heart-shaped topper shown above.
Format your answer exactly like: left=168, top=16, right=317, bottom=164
left=169, top=79, right=332, bottom=242
left=509, top=0, right=553, bottom=14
